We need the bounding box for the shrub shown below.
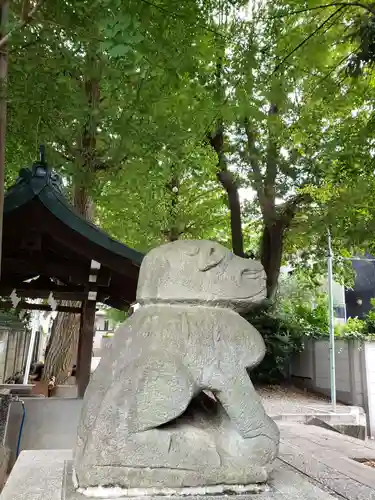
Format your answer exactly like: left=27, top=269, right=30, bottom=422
left=245, top=276, right=375, bottom=385
left=245, top=273, right=329, bottom=384
left=244, top=306, right=304, bottom=385
left=335, top=317, right=367, bottom=340
left=366, top=299, right=375, bottom=334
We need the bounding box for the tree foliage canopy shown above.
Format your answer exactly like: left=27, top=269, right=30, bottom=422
left=4, top=0, right=375, bottom=382
left=3, top=0, right=375, bottom=287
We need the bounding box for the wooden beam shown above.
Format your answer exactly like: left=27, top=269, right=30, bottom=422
left=96, top=266, right=111, bottom=287
left=76, top=299, right=96, bottom=398
left=0, top=282, right=86, bottom=292
left=0, top=287, right=88, bottom=301
left=2, top=257, right=111, bottom=289
left=2, top=257, right=92, bottom=284
left=0, top=283, right=135, bottom=308
left=0, top=301, right=82, bottom=313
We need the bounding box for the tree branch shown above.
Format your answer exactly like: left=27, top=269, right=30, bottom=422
left=264, top=104, right=278, bottom=210
left=243, top=116, right=275, bottom=220
left=280, top=193, right=313, bottom=226
left=273, top=7, right=345, bottom=74
left=0, top=0, right=44, bottom=50
left=138, top=0, right=226, bottom=39
left=270, top=2, right=375, bottom=19
left=208, top=125, right=245, bottom=256
left=316, top=50, right=357, bottom=87
left=243, top=117, right=263, bottom=190
left=45, top=126, right=77, bottom=162
left=53, top=148, right=74, bottom=164
left=8, top=33, right=42, bottom=54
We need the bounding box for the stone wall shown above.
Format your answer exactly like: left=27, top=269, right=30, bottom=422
left=291, top=339, right=371, bottom=431
left=6, top=397, right=81, bottom=468
left=362, top=342, right=375, bottom=437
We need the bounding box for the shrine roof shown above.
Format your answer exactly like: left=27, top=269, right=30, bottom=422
left=5, top=163, right=143, bottom=266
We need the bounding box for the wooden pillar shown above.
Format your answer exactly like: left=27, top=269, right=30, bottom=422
left=77, top=299, right=96, bottom=398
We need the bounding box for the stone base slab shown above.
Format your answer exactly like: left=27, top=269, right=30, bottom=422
left=65, top=462, right=267, bottom=498
left=0, top=449, right=337, bottom=500
left=0, top=446, right=10, bottom=493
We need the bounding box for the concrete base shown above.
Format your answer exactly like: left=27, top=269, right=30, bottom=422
left=0, top=449, right=337, bottom=500
left=272, top=405, right=365, bottom=425
left=0, top=446, right=9, bottom=493
left=63, top=462, right=266, bottom=498
left=306, top=417, right=367, bottom=440
left=53, top=385, right=78, bottom=398
left=6, top=397, right=82, bottom=469
left=273, top=407, right=367, bottom=440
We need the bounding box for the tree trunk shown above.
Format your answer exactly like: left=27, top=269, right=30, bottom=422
left=42, top=54, right=100, bottom=385
left=259, top=193, right=311, bottom=299
left=209, top=126, right=245, bottom=257
left=73, top=183, right=95, bottom=220
left=260, top=220, right=285, bottom=300
left=217, top=170, right=244, bottom=257
left=42, top=187, right=94, bottom=384
left=42, top=304, right=80, bottom=384
left=164, top=167, right=181, bottom=242
left=243, top=110, right=299, bottom=298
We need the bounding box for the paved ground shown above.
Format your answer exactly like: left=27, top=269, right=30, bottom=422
left=5, top=424, right=375, bottom=500
left=279, top=422, right=375, bottom=500
left=258, top=385, right=348, bottom=415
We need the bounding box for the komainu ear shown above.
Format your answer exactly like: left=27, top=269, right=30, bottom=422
left=198, top=245, right=225, bottom=272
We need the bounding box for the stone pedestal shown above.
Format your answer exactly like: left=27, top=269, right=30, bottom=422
left=0, top=449, right=338, bottom=500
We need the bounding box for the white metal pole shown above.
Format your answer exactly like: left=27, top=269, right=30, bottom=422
left=327, top=229, right=336, bottom=412
left=23, top=311, right=39, bottom=385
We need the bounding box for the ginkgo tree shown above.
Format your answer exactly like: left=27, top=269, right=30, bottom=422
left=3, top=0, right=237, bottom=383
left=200, top=0, right=375, bottom=297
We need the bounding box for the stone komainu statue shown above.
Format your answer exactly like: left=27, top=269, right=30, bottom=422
left=74, top=240, right=279, bottom=492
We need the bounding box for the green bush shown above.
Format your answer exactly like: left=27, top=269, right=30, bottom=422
left=105, top=307, right=128, bottom=325
left=245, top=276, right=375, bottom=385
left=366, top=299, right=375, bottom=334
left=244, top=306, right=304, bottom=385
left=245, top=273, right=329, bottom=384
left=335, top=317, right=367, bottom=340
left=275, top=273, right=330, bottom=338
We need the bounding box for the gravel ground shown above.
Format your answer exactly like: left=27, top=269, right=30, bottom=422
left=257, top=385, right=348, bottom=415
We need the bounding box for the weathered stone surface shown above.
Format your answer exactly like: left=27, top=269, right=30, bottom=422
left=74, top=240, right=280, bottom=491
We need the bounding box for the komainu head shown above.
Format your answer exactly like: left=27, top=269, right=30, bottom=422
left=136, top=240, right=266, bottom=312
